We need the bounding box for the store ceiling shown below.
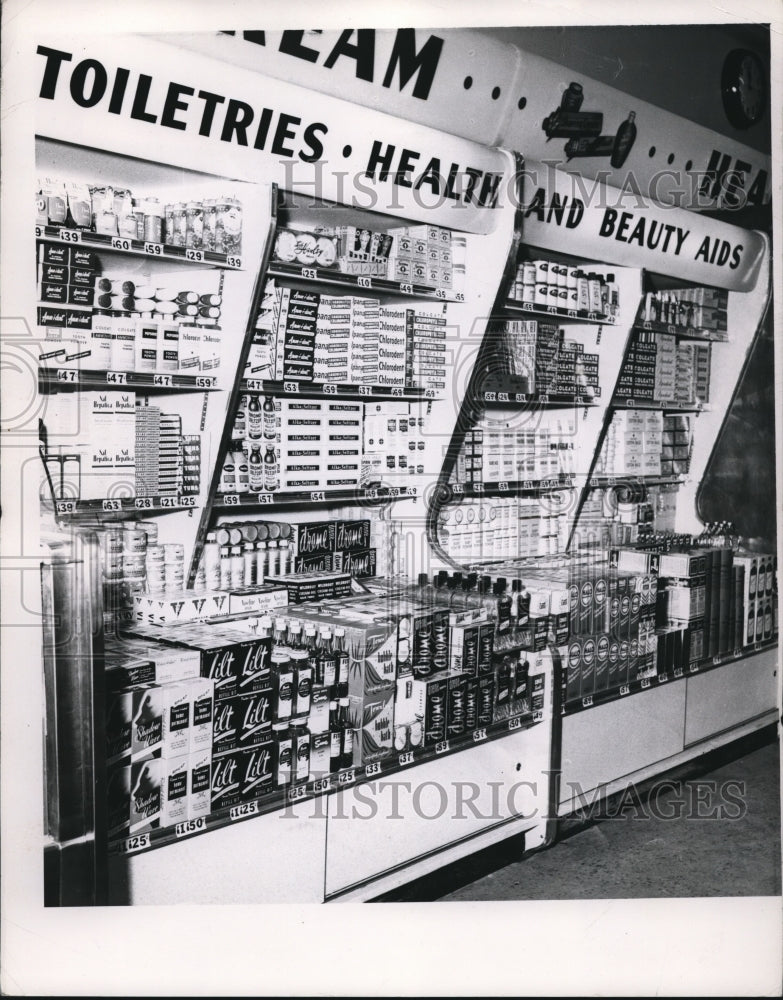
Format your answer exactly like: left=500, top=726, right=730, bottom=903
left=475, top=24, right=771, bottom=155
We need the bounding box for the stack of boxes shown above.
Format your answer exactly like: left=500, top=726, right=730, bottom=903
left=275, top=399, right=363, bottom=491
left=455, top=418, right=574, bottom=485
left=660, top=413, right=692, bottom=478
left=387, top=224, right=453, bottom=291
left=597, top=410, right=663, bottom=477
left=640, top=285, right=728, bottom=340
left=362, top=402, right=427, bottom=487
left=616, top=329, right=711, bottom=406
left=438, top=497, right=570, bottom=564
left=408, top=308, right=447, bottom=394
left=273, top=288, right=317, bottom=382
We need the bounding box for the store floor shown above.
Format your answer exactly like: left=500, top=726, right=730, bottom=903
left=376, top=727, right=781, bottom=902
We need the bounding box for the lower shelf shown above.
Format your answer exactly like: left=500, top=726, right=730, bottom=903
left=109, top=709, right=541, bottom=860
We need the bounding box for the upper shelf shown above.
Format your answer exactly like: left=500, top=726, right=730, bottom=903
left=266, top=262, right=464, bottom=303
left=36, top=225, right=244, bottom=270
left=503, top=299, right=617, bottom=324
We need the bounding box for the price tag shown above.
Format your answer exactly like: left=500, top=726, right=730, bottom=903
left=153, top=374, right=172, bottom=386
left=179, top=495, right=196, bottom=507
left=626, top=399, right=635, bottom=407
left=196, top=376, right=216, bottom=389
left=547, top=305, right=558, bottom=314
left=567, top=309, right=578, bottom=319
left=389, top=487, right=400, bottom=497
left=116, top=833, right=150, bottom=854
left=391, top=387, right=404, bottom=397
left=102, top=499, right=122, bottom=512
left=110, top=236, right=132, bottom=251
left=400, top=283, right=414, bottom=295
left=667, top=325, right=676, bottom=334
left=230, top=801, right=259, bottom=821
left=398, top=751, right=414, bottom=767
left=365, top=761, right=382, bottom=778
left=358, top=385, right=371, bottom=396
left=144, top=241, right=163, bottom=256
left=435, top=740, right=450, bottom=755
left=56, top=368, right=77, bottom=382
left=658, top=673, right=669, bottom=683
left=301, top=267, right=317, bottom=280
left=473, top=482, right=484, bottom=492
left=522, top=301, right=534, bottom=312
left=498, top=482, right=509, bottom=492
left=640, top=677, right=651, bottom=689
left=408, top=486, right=417, bottom=496
left=365, top=489, right=378, bottom=500
left=338, top=769, right=356, bottom=786
left=498, top=392, right=509, bottom=402
left=106, top=371, right=126, bottom=385
left=257, top=493, right=273, bottom=505
left=515, top=393, right=527, bottom=403
left=587, top=312, right=597, bottom=321
left=733, top=649, right=742, bottom=659
left=508, top=716, right=522, bottom=731
left=313, top=777, right=332, bottom=794
left=754, top=641, right=763, bottom=652
left=160, top=496, right=179, bottom=508
left=322, top=383, right=338, bottom=395
left=484, top=391, right=497, bottom=402
left=134, top=497, right=154, bottom=509
left=643, top=321, right=652, bottom=330
left=425, top=389, right=437, bottom=399
left=712, top=655, right=722, bottom=666
left=357, top=276, right=372, bottom=289
left=533, top=710, right=544, bottom=722
left=310, top=491, right=326, bottom=502
left=435, top=288, right=447, bottom=299
left=539, top=393, right=550, bottom=404
left=452, top=483, right=464, bottom=494
left=283, top=381, right=299, bottom=394
left=288, top=783, right=307, bottom=802
left=55, top=500, right=76, bottom=514
left=245, top=379, right=264, bottom=391
left=522, top=480, right=533, bottom=490
left=226, top=256, right=242, bottom=268
left=582, top=695, right=594, bottom=708
left=455, top=292, right=465, bottom=302
left=619, top=684, right=630, bottom=696
left=59, top=228, right=82, bottom=244
left=688, top=664, right=699, bottom=674
left=472, top=728, right=487, bottom=742
left=175, top=817, right=206, bottom=838
left=674, top=668, right=684, bottom=679
left=186, top=249, right=204, bottom=262
left=223, top=494, right=240, bottom=506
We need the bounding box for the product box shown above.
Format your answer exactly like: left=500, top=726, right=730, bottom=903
left=132, top=590, right=231, bottom=626
left=210, top=749, right=244, bottom=810
left=130, top=757, right=163, bottom=834
left=348, top=686, right=395, bottom=764
left=227, top=584, right=288, bottom=618
left=332, top=548, right=377, bottom=578
left=188, top=748, right=212, bottom=820
left=160, top=682, right=192, bottom=759
left=161, top=755, right=190, bottom=826
left=492, top=654, right=515, bottom=721
left=240, top=741, right=274, bottom=801
left=446, top=671, right=469, bottom=737
left=418, top=672, right=448, bottom=746
left=449, top=620, right=481, bottom=676
left=334, top=519, right=371, bottom=552
left=477, top=673, right=496, bottom=727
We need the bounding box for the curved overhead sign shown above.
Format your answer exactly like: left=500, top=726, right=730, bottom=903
left=164, top=28, right=771, bottom=212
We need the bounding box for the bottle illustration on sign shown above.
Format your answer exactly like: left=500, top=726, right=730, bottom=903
left=543, top=84, right=638, bottom=169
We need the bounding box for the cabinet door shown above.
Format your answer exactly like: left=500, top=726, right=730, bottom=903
left=325, top=728, right=547, bottom=897
left=684, top=648, right=778, bottom=746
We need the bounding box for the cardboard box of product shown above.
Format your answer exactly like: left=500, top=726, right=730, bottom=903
left=349, top=687, right=395, bottom=764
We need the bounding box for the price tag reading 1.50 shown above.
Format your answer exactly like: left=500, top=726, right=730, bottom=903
left=175, top=817, right=206, bottom=839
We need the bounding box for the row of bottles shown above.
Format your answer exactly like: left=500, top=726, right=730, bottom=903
left=200, top=522, right=293, bottom=589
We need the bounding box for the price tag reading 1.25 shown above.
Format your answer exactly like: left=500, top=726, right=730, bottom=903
left=338, top=769, right=356, bottom=786
left=288, top=783, right=307, bottom=802
left=230, top=801, right=259, bottom=821
left=301, top=267, right=317, bottom=280
left=116, top=833, right=150, bottom=854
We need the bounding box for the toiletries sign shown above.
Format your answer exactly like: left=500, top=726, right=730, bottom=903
left=520, top=162, right=766, bottom=292
left=33, top=34, right=512, bottom=235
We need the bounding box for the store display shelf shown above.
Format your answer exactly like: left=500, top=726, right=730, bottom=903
left=241, top=379, right=435, bottom=402
left=35, top=224, right=243, bottom=269
left=611, top=396, right=707, bottom=412
left=48, top=495, right=199, bottom=517
left=561, top=638, right=778, bottom=716
left=632, top=318, right=728, bottom=342
left=267, top=262, right=464, bottom=302
left=447, top=476, right=576, bottom=499
left=213, top=484, right=417, bottom=511
left=586, top=474, right=685, bottom=489
left=478, top=388, right=598, bottom=407
left=108, top=708, right=540, bottom=860
left=503, top=299, right=616, bottom=324
left=39, top=367, right=220, bottom=392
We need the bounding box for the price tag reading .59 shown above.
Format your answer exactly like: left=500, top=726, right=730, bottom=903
left=196, top=376, right=216, bottom=389
left=144, top=241, right=163, bottom=256
left=223, top=494, right=240, bottom=506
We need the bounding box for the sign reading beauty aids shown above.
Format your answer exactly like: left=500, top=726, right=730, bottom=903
left=520, top=162, right=766, bottom=292
left=33, top=35, right=512, bottom=236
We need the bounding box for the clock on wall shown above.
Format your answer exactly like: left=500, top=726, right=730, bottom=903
left=721, top=48, right=766, bottom=129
